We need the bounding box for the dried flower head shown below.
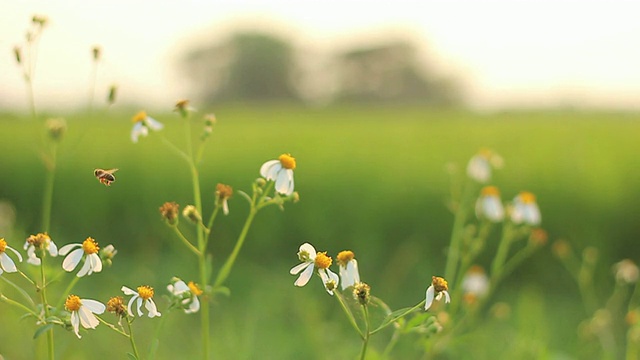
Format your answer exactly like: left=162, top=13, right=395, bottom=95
left=182, top=205, right=201, bottom=223
left=46, top=118, right=66, bottom=141
left=107, top=296, right=127, bottom=317
left=215, top=184, right=233, bottom=215
left=159, top=202, right=180, bottom=225
left=353, top=282, right=371, bottom=306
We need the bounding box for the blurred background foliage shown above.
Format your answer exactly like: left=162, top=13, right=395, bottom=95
left=1, top=105, right=639, bottom=359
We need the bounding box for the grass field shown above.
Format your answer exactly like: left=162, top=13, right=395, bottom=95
left=0, top=105, right=639, bottom=359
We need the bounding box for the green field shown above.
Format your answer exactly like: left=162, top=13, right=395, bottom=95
left=1, top=105, right=639, bottom=359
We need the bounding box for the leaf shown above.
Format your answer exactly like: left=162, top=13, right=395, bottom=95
left=126, top=352, right=138, bottom=360
left=373, top=306, right=416, bottom=332
left=211, top=286, right=230, bottom=297
left=33, top=323, right=54, bottom=339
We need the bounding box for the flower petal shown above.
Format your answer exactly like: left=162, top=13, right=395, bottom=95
left=62, top=248, right=84, bottom=272
left=145, top=116, right=164, bottom=131
left=259, top=160, right=280, bottom=179
left=275, top=169, right=294, bottom=195
left=121, top=286, right=137, bottom=295
left=70, top=311, right=81, bottom=338
left=135, top=297, right=144, bottom=317
left=0, top=253, right=17, bottom=273
left=59, top=243, right=80, bottom=256
left=425, top=285, right=435, bottom=311
left=145, top=299, right=161, bottom=318
left=290, top=262, right=311, bottom=275
left=47, top=241, right=58, bottom=257
left=294, top=263, right=315, bottom=287
left=77, top=257, right=93, bottom=277
left=78, top=306, right=100, bottom=329
left=82, top=299, right=106, bottom=314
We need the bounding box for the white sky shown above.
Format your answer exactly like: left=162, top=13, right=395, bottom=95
left=1, top=0, right=640, bottom=111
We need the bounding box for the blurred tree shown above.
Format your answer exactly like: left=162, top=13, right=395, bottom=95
left=334, top=41, right=462, bottom=105
left=182, top=31, right=299, bottom=103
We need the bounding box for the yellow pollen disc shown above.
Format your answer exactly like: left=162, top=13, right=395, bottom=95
left=314, top=252, right=332, bottom=269
left=481, top=186, right=500, bottom=197
left=82, top=237, right=99, bottom=254
left=432, top=276, right=449, bottom=292
left=0, top=238, right=6, bottom=253
left=519, top=191, right=536, bottom=204
left=278, top=154, right=296, bottom=170
left=478, top=148, right=493, bottom=159
left=188, top=281, right=203, bottom=296
left=137, top=285, right=155, bottom=300
left=65, top=295, right=82, bottom=311
left=132, top=111, right=147, bottom=123
left=336, top=250, right=355, bottom=266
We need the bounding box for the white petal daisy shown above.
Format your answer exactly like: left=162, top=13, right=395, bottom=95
left=425, top=276, right=451, bottom=311
left=466, top=149, right=502, bottom=183
left=0, top=238, right=22, bottom=274
left=336, top=250, right=360, bottom=290
left=59, top=237, right=103, bottom=277
left=64, top=295, right=106, bottom=339
left=260, top=154, right=296, bottom=195
left=167, top=278, right=203, bottom=314
left=23, top=233, right=57, bottom=266
left=510, top=191, right=541, bottom=226
left=475, top=186, right=505, bottom=222
left=131, top=111, right=163, bottom=143
left=122, top=285, right=161, bottom=318
left=290, top=243, right=337, bottom=296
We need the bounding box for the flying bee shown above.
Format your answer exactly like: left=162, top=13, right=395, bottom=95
left=94, top=168, right=118, bottom=186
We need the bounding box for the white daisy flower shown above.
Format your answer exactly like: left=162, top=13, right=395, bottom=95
left=59, top=237, right=103, bottom=277
left=121, top=285, right=161, bottom=318
left=0, top=238, right=22, bottom=274
left=336, top=250, right=360, bottom=290
left=131, top=110, right=164, bottom=143
left=23, top=233, right=58, bottom=266
left=64, top=295, right=106, bottom=339
left=510, top=191, right=541, bottom=226
left=425, top=276, right=451, bottom=311
left=466, top=148, right=503, bottom=183
left=289, top=242, right=339, bottom=295
left=167, top=278, right=202, bottom=314
left=461, top=266, right=489, bottom=303
left=260, top=153, right=296, bottom=196
left=475, top=186, right=505, bottom=222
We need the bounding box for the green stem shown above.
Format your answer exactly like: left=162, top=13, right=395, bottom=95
left=490, top=222, right=514, bottom=278
left=204, top=206, right=221, bottom=245
left=1, top=273, right=36, bottom=307
left=55, top=275, right=81, bottom=310
left=171, top=226, right=200, bottom=256
left=96, top=315, right=129, bottom=337
left=213, top=207, right=257, bottom=288
left=370, top=300, right=425, bottom=335
left=147, top=310, right=169, bottom=360
left=126, top=318, right=141, bottom=360
left=39, top=255, right=54, bottom=360
left=42, top=143, right=58, bottom=233
left=444, top=180, right=477, bottom=284
left=334, top=290, right=364, bottom=339
left=359, top=305, right=371, bottom=360
left=0, top=294, right=38, bottom=316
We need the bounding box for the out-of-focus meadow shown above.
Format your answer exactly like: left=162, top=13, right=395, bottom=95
left=1, top=105, right=639, bottom=359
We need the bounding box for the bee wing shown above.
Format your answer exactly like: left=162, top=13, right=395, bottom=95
left=106, top=168, right=119, bottom=174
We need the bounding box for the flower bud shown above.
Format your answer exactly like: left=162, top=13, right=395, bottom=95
left=353, top=282, right=371, bottom=306
left=46, top=118, right=66, bottom=141
left=182, top=205, right=201, bottom=223
left=13, top=46, right=22, bottom=64
left=92, top=46, right=101, bottom=61
left=159, top=202, right=180, bottom=226
left=107, top=84, right=117, bottom=105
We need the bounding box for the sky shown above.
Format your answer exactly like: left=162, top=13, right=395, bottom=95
left=1, top=0, right=640, bottom=111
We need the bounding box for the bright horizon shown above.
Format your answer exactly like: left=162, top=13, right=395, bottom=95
left=2, top=0, right=640, bottom=111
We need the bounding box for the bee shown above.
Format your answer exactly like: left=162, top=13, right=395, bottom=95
left=94, top=168, right=118, bottom=186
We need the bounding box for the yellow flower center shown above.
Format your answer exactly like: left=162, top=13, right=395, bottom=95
left=478, top=148, right=493, bottom=159
left=0, top=238, right=6, bottom=253
left=519, top=191, right=536, bottom=204
left=82, top=237, right=99, bottom=254
left=432, top=276, right=449, bottom=293
left=132, top=111, right=147, bottom=123
left=278, top=154, right=296, bottom=170
left=314, top=252, right=332, bottom=269
left=65, top=295, right=82, bottom=312
left=188, top=281, right=203, bottom=296
left=336, top=250, right=355, bottom=267
left=481, top=186, right=500, bottom=197
left=137, top=285, right=155, bottom=300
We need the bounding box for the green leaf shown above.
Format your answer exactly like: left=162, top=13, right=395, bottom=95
left=126, top=352, right=138, bottom=360
left=211, top=286, right=231, bottom=297
left=373, top=306, right=416, bottom=332
left=33, top=323, right=54, bottom=339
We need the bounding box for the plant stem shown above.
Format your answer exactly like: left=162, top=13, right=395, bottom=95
left=0, top=294, right=38, bottom=316
left=334, top=291, right=364, bottom=339
left=126, top=318, right=141, bottom=359
left=213, top=207, right=257, bottom=288
left=39, top=255, right=54, bottom=360
left=370, top=300, right=425, bottom=335
left=55, top=275, right=81, bottom=310
left=171, top=226, right=200, bottom=256
left=359, top=305, right=370, bottom=360
left=42, top=143, right=58, bottom=233
left=444, top=181, right=477, bottom=285
left=490, top=222, right=514, bottom=278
